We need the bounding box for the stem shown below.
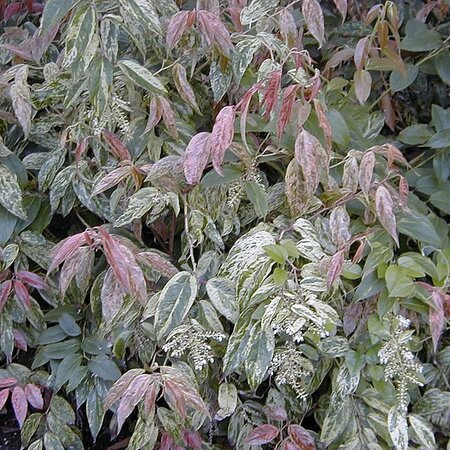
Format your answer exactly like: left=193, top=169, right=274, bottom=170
left=183, top=194, right=197, bottom=271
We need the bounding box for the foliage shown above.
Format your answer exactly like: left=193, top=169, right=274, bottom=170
left=0, top=0, right=449, bottom=449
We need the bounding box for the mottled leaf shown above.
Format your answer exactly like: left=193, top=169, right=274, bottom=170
left=375, top=185, right=399, bottom=246
left=183, top=132, right=211, bottom=184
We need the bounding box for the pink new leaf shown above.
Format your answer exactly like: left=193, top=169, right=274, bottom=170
left=183, top=132, right=211, bottom=184
left=0, top=389, right=9, bottom=411
left=375, top=185, right=399, bottom=246
left=25, top=384, right=43, bottom=410
left=210, top=106, right=236, bottom=176
left=48, top=232, right=87, bottom=273
left=245, top=424, right=279, bottom=445
left=99, top=229, right=147, bottom=305
left=11, top=386, right=27, bottom=428
left=166, top=11, right=195, bottom=51
left=16, top=271, right=46, bottom=290
left=288, top=425, right=316, bottom=450
left=327, top=249, right=345, bottom=289
left=102, top=130, right=131, bottom=162
left=13, top=280, right=30, bottom=310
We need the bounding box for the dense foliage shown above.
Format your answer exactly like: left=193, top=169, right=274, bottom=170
left=0, top=0, right=449, bottom=449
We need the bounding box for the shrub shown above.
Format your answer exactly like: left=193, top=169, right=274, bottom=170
left=0, top=0, right=449, bottom=449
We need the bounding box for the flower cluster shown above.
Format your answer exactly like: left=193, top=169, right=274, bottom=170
left=269, top=345, right=314, bottom=399
left=378, top=315, right=423, bottom=411
left=163, top=321, right=225, bottom=371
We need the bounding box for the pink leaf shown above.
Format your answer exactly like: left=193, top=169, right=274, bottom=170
left=25, top=384, right=43, bottom=410
left=343, top=302, right=363, bottom=336
left=0, top=280, right=13, bottom=313
left=4, top=3, right=21, bottom=21
left=197, top=10, right=232, bottom=57
left=145, top=97, right=163, bottom=131
left=102, top=130, right=131, bottom=161
left=210, top=106, right=236, bottom=176
left=59, top=247, right=94, bottom=295
left=116, top=374, right=151, bottom=432
left=48, top=232, right=87, bottom=273
left=13, top=329, right=27, bottom=351
left=263, top=70, right=282, bottom=119
left=0, top=378, right=17, bottom=389
left=313, top=100, right=332, bottom=152
left=375, top=185, right=399, bottom=246
left=74, top=137, right=89, bottom=162
left=166, top=11, right=195, bottom=51
left=160, top=433, right=173, bottom=450
left=91, top=165, right=132, bottom=197
left=282, top=440, right=301, bottom=450
left=0, top=389, right=9, bottom=411
left=164, top=379, right=187, bottom=421
left=354, top=37, right=370, bottom=70
left=99, top=228, right=147, bottom=305
left=13, top=280, right=30, bottom=310
left=302, top=0, right=325, bottom=47
left=183, top=132, right=211, bottom=184
left=16, top=271, right=46, bottom=290
left=237, top=83, right=261, bottom=153
left=327, top=249, right=345, bottom=289
left=398, top=176, right=409, bottom=209
left=288, top=425, right=316, bottom=450
left=182, top=429, right=202, bottom=449
left=332, top=0, right=347, bottom=20
left=245, top=424, right=279, bottom=445
left=264, top=404, right=288, bottom=421
left=158, top=96, right=179, bottom=139
left=359, top=151, right=375, bottom=198
left=101, top=268, right=126, bottom=323
left=172, top=63, right=199, bottom=112
left=11, top=386, right=28, bottom=428
left=143, top=381, right=158, bottom=416
left=277, top=85, right=299, bottom=140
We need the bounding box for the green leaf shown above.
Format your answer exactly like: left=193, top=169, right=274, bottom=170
left=87, top=356, right=121, bottom=381
left=245, top=181, right=268, bottom=218
left=0, top=165, right=27, bottom=220
left=425, top=130, right=450, bottom=148
left=384, top=265, right=415, bottom=298
left=273, top=267, right=288, bottom=286
left=390, top=64, right=418, bottom=93
left=0, top=205, right=18, bottom=246
left=201, top=165, right=244, bottom=187
left=89, top=56, right=113, bottom=115
left=401, top=19, right=442, bottom=52
left=154, top=272, right=197, bottom=341
left=118, top=59, right=167, bottom=95
left=397, top=212, right=441, bottom=248
left=434, top=50, right=450, bottom=85
left=328, top=109, right=350, bottom=147
left=430, top=190, right=450, bottom=215
left=398, top=124, right=434, bottom=145
left=41, top=0, right=78, bottom=32
left=43, top=432, right=65, bottom=450
left=58, top=313, right=81, bottom=337
left=35, top=326, right=68, bottom=345
left=262, top=244, right=288, bottom=264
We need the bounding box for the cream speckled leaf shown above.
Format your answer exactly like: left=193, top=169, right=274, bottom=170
left=11, top=66, right=32, bottom=138
left=240, top=0, right=279, bottom=25
left=388, top=406, right=408, bottom=450
left=114, top=187, right=169, bottom=227
left=0, top=165, right=27, bottom=220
